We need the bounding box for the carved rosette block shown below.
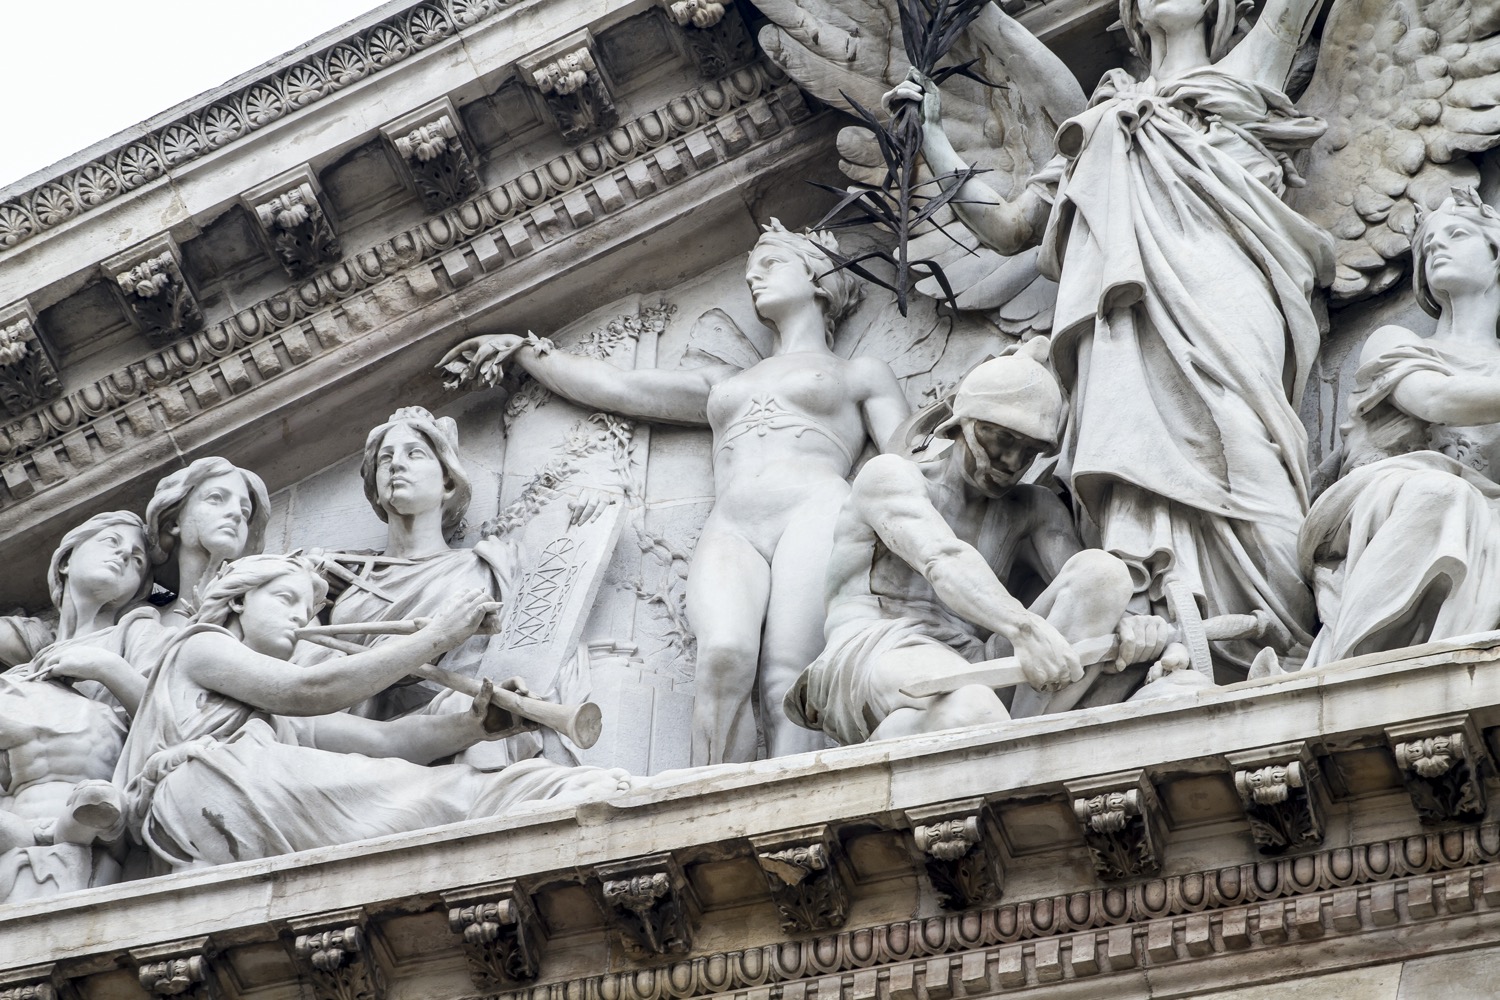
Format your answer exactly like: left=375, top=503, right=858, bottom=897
left=750, top=825, right=851, bottom=934
left=242, top=166, right=340, bottom=278
left=1388, top=716, right=1491, bottom=825
left=1067, top=771, right=1166, bottom=881
left=443, top=880, right=545, bottom=990
left=0, top=300, right=62, bottom=417
left=101, top=234, right=203, bottom=345
left=1227, top=743, right=1328, bottom=855
left=290, top=912, right=388, bottom=1000
left=381, top=99, right=480, bottom=212
left=658, top=0, right=755, bottom=78
left=906, top=798, right=1005, bottom=910
left=596, top=854, right=701, bottom=959
left=519, top=31, right=619, bottom=143
left=132, top=938, right=219, bottom=1000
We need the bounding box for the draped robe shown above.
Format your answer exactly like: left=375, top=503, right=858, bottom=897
left=1039, top=67, right=1336, bottom=667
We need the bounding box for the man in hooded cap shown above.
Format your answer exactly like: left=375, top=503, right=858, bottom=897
left=784, top=342, right=1170, bottom=745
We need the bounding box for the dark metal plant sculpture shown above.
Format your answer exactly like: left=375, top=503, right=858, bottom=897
left=812, top=0, right=997, bottom=315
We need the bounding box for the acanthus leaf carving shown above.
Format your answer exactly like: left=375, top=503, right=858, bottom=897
left=443, top=881, right=545, bottom=990
left=1228, top=743, right=1329, bottom=855
left=1388, top=716, right=1491, bottom=825
left=291, top=915, right=388, bottom=1000
left=751, top=826, right=851, bottom=934
left=101, top=236, right=203, bottom=346
left=906, top=798, right=1005, bottom=910
left=597, top=854, right=700, bottom=958
left=520, top=31, right=619, bottom=143
left=244, top=168, right=341, bottom=278
left=1067, top=771, right=1166, bottom=882
left=132, top=940, right=220, bottom=1000
left=659, top=0, right=755, bottom=79
left=0, top=302, right=62, bottom=417
left=382, top=100, right=480, bottom=212
left=0, top=967, right=56, bottom=1000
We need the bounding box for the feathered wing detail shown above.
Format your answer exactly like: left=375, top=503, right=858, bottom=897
left=1293, top=0, right=1500, bottom=302
left=759, top=0, right=1084, bottom=309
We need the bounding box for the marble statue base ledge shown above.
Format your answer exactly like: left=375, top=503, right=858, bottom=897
left=7, top=638, right=1500, bottom=999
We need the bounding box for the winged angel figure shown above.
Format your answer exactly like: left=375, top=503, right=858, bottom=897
left=761, top=0, right=1500, bottom=669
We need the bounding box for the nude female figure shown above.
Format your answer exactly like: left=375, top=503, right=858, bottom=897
left=443, top=222, right=911, bottom=764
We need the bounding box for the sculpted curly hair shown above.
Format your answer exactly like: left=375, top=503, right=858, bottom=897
left=48, top=510, right=154, bottom=611
left=750, top=219, right=863, bottom=336
left=1412, top=186, right=1500, bottom=318
left=191, top=554, right=328, bottom=631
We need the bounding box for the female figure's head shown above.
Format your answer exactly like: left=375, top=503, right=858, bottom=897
left=360, top=407, right=471, bottom=537
left=194, top=554, right=328, bottom=659
left=146, top=458, right=270, bottom=595
left=1412, top=187, right=1500, bottom=317
left=48, top=511, right=153, bottom=619
left=745, top=220, right=862, bottom=342
left=1119, top=0, right=1236, bottom=64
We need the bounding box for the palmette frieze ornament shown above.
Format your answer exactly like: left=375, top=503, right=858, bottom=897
left=292, top=922, right=387, bottom=1000
left=444, top=882, right=544, bottom=990
left=244, top=169, right=341, bottom=278
left=0, top=302, right=61, bottom=418
left=1228, top=744, right=1328, bottom=855
left=382, top=101, right=480, bottom=212
left=751, top=827, right=851, bottom=934
left=1068, top=772, right=1165, bottom=882
left=1389, top=716, right=1491, bottom=825
left=519, top=32, right=619, bottom=143
left=101, top=236, right=203, bottom=346
left=907, top=799, right=1004, bottom=910
left=597, top=855, right=700, bottom=958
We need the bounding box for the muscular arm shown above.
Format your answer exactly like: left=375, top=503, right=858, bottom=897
left=181, top=629, right=463, bottom=717
left=1017, top=488, right=1083, bottom=584
left=1363, top=325, right=1500, bottom=426
left=853, top=357, right=911, bottom=452
left=1217, top=0, right=1321, bottom=91
left=515, top=346, right=733, bottom=425
left=851, top=456, right=1033, bottom=639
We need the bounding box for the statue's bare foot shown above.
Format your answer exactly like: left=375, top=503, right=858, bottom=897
left=54, top=780, right=126, bottom=845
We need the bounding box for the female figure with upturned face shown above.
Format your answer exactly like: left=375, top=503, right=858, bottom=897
left=442, top=222, right=911, bottom=764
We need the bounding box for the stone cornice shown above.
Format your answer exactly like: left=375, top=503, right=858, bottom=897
left=0, top=60, right=803, bottom=506
left=0, top=0, right=522, bottom=258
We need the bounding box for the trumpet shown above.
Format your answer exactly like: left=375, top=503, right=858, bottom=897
left=293, top=622, right=602, bottom=749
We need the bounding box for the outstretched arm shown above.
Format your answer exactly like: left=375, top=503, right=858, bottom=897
left=181, top=590, right=496, bottom=716
left=1217, top=0, right=1321, bottom=92
left=443, top=334, right=733, bottom=425
left=850, top=456, right=1081, bottom=689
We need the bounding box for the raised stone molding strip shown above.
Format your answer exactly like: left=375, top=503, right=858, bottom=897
left=0, top=0, right=517, bottom=256
left=0, top=62, right=805, bottom=505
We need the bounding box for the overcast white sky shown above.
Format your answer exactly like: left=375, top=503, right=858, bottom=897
left=0, top=1, right=388, bottom=188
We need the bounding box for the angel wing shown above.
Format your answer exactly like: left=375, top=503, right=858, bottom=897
left=1293, top=0, right=1500, bottom=301
left=758, top=0, right=1083, bottom=312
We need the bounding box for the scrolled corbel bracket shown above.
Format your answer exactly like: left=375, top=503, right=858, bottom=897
left=380, top=98, right=480, bottom=212
left=656, top=0, right=755, bottom=78
left=288, top=909, right=389, bottom=1000
left=101, top=234, right=203, bottom=346
left=443, top=880, right=545, bottom=991
left=905, top=797, right=1005, bottom=910
left=241, top=166, right=341, bottom=278
left=1066, top=770, right=1166, bottom=882
left=1227, top=741, right=1329, bottom=855
left=750, top=824, right=852, bottom=934
left=1387, top=714, right=1491, bottom=825
left=595, top=853, right=701, bottom=959
left=518, top=30, right=619, bottom=144
left=0, top=964, right=61, bottom=1000
left=0, top=299, right=62, bottom=417
left=131, top=937, right=221, bottom=1000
